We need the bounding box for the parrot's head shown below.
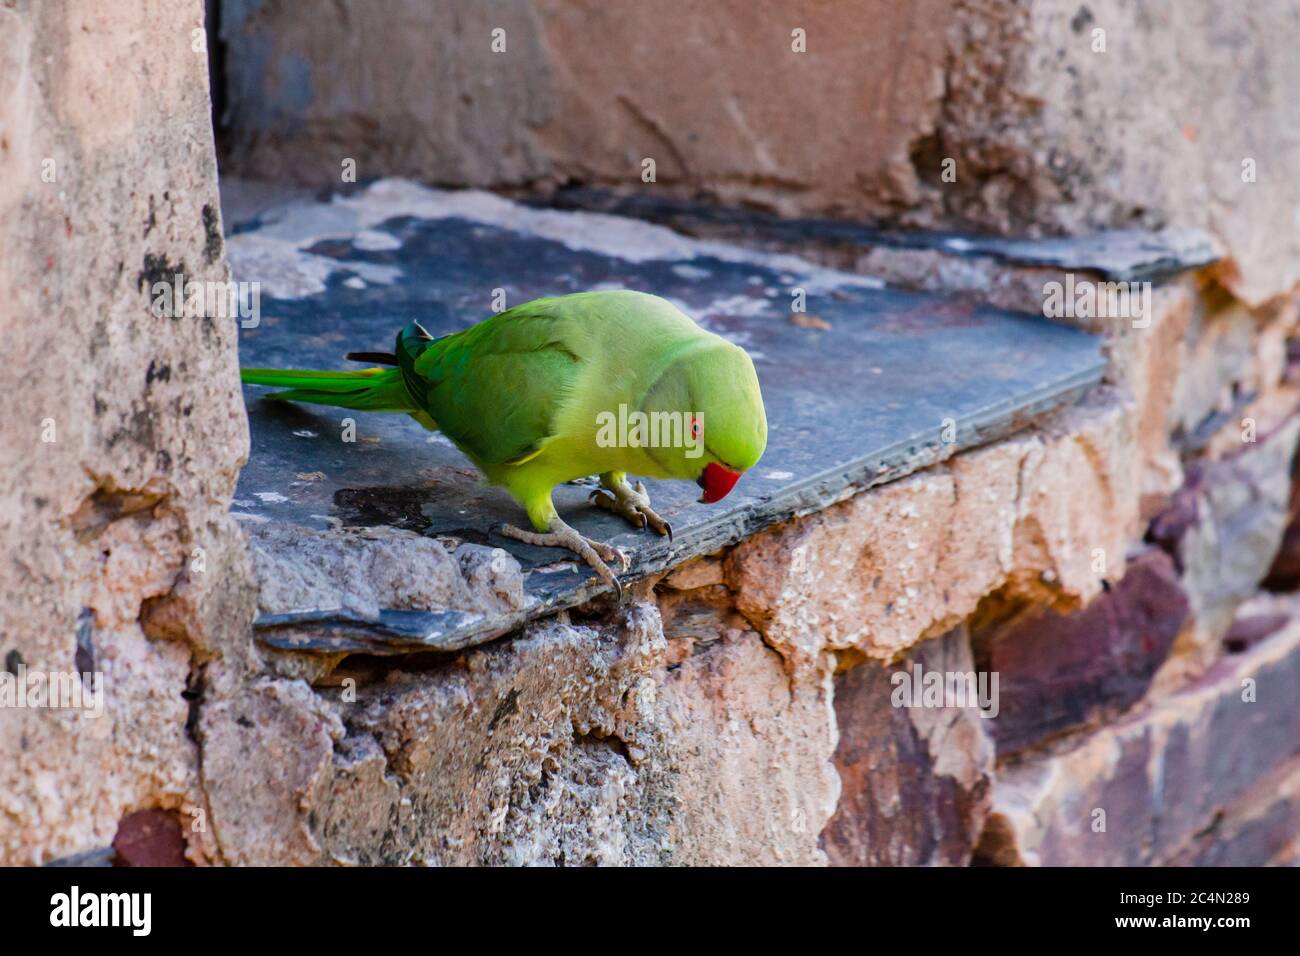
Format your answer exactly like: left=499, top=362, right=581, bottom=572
left=643, top=338, right=767, bottom=504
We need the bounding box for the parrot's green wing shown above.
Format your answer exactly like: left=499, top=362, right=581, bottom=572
left=411, top=298, right=585, bottom=467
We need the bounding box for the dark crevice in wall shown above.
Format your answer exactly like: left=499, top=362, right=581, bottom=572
left=205, top=0, right=229, bottom=164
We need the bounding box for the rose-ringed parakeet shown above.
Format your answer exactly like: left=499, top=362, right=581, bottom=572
left=241, top=290, right=768, bottom=596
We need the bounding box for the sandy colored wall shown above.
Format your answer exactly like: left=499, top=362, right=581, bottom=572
left=219, top=0, right=1300, bottom=306
left=0, top=0, right=255, bottom=864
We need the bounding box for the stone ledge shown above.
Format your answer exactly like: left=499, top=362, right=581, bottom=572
left=548, top=187, right=1223, bottom=285
left=227, top=178, right=1107, bottom=656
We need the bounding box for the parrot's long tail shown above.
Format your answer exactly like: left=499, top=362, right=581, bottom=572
left=240, top=366, right=416, bottom=413
left=242, top=320, right=444, bottom=428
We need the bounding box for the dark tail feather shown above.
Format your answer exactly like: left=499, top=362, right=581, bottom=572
left=346, top=351, right=399, bottom=365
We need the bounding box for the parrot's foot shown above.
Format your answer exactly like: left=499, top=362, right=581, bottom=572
left=500, top=519, right=630, bottom=599
left=590, top=480, right=672, bottom=542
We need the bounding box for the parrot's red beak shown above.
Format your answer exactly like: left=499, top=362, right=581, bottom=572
left=697, top=462, right=742, bottom=504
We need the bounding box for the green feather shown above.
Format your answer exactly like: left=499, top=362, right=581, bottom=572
left=239, top=366, right=413, bottom=413
left=239, top=290, right=768, bottom=532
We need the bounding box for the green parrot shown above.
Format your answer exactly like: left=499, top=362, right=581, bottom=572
left=240, top=290, right=768, bottom=596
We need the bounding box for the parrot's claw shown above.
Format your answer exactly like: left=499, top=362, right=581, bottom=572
left=500, top=520, right=628, bottom=599
left=590, top=481, right=673, bottom=542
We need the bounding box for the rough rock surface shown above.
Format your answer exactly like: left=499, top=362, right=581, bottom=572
left=824, top=628, right=994, bottom=866
left=243, top=522, right=527, bottom=622
left=229, top=604, right=838, bottom=866
left=1163, top=757, right=1300, bottom=866
left=726, top=390, right=1139, bottom=671
left=1150, top=416, right=1300, bottom=655
left=970, top=549, right=1189, bottom=756
left=979, top=616, right=1300, bottom=866
left=0, top=0, right=256, bottom=865
left=199, top=673, right=343, bottom=865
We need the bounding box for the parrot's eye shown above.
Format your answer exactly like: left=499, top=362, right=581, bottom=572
left=690, top=416, right=702, bottom=438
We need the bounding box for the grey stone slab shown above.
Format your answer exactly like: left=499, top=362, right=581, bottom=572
left=227, top=179, right=1104, bottom=654
left=548, top=186, right=1221, bottom=283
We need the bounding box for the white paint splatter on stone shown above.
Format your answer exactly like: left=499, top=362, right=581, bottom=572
left=353, top=229, right=403, bottom=251
left=226, top=177, right=885, bottom=300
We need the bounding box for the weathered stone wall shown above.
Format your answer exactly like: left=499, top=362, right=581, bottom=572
left=3, top=0, right=1298, bottom=867
left=202, top=237, right=1299, bottom=866
left=218, top=0, right=1300, bottom=305
left=0, top=0, right=256, bottom=864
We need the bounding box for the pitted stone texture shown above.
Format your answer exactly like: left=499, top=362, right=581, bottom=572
left=0, top=0, right=255, bottom=864
left=971, top=549, right=1189, bottom=756
left=656, top=630, right=838, bottom=866
left=0, top=623, right=197, bottom=865
left=937, top=0, right=1300, bottom=306
left=1152, top=417, right=1300, bottom=655
left=1109, top=284, right=1192, bottom=509
left=268, top=605, right=838, bottom=865
left=1170, top=291, right=1299, bottom=454
left=243, top=522, right=527, bottom=621
left=1264, top=440, right=1300, bottom=592
left=727, top=392, right=1138, bottom=669
left=1163, top=757, right=1300, bottom=867
left=199, top=672, right=345, bottom=866
left=824, top=628, right=994, bottom=866
left=979, top=616, right=1300, bottom=867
